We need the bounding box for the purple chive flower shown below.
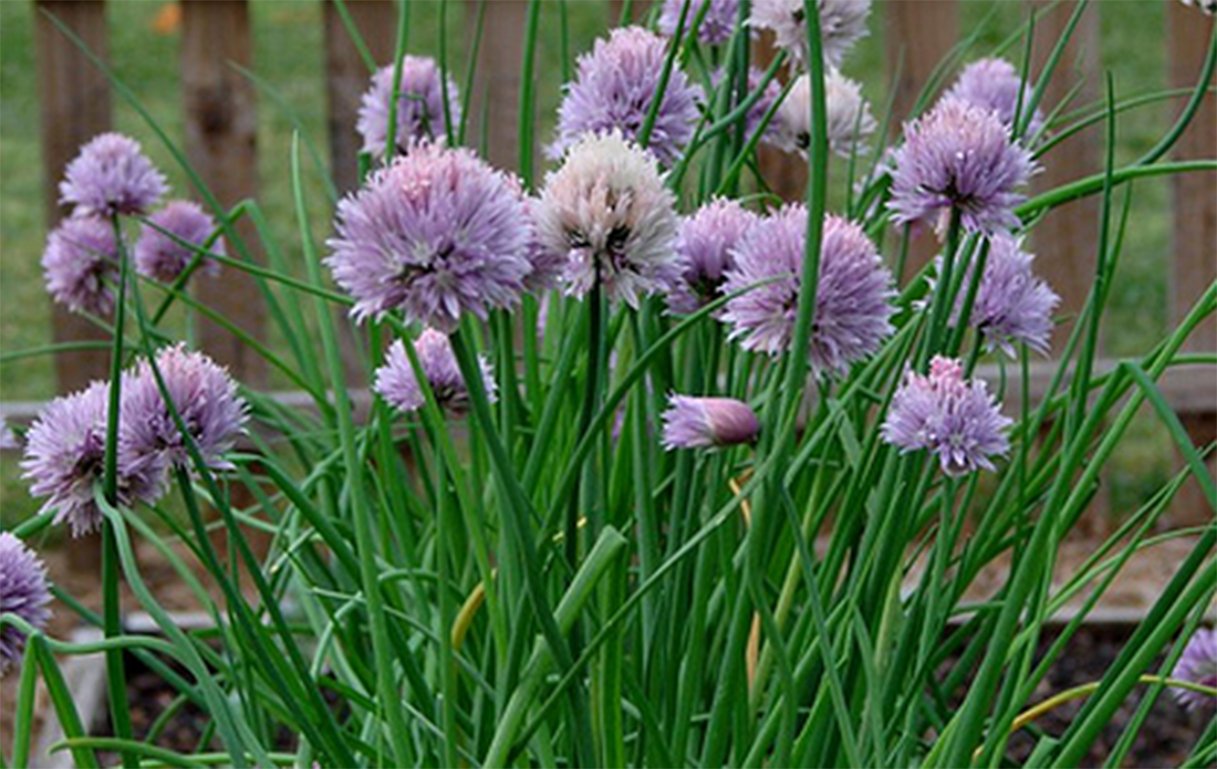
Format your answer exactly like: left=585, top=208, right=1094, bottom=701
left=134, top=200, right=224, bottom=283
left=888, top=98, right=1037, bottom=236
left=721, top=205, right=895, bottom=377
left=58, top=133, right=167, bottom=217
left=549, top=26, right=702, bottom=165
left=22, top=382, right=166, bottom=537
left=667, top=198, right=758, bottom=314
left=326, top=142, right=531, bottom=331
left=1, top=416, right=20, bottom=451
left=357, top=55, right=462, bottom=159
left=944, top=58, right=1044, bottom=139
left=661, top=394, right=760, bottom=449
left=777, top=70, right=876, bottom=159
left=41, top=215, right=119, bottom=316
left=0, top=533, right=52, bottom=675
left=658, top=0, right=739, bottom=46
left=119, top=345, right=248, bottom=474
left=964, top=234, right=1059, bottom=356
left=1172, top=628, right=1217, bottom=711
left=374, top=329, right=496, bottom=416
left=536, top=131, right=681, bottom=307
left=882, top=356, right=1012, bottom=476
left=750, top=0, right=871, bottom=70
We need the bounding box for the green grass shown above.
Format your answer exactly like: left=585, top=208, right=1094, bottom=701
left=0, top=0, right=1195, bottom=523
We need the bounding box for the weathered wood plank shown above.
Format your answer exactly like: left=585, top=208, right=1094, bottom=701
left=466, top=0, right=529, bottom=172
left=181, top=0, right=265, bottom=384
left=323, top=0, right=396, bottom=195
left=35, top=0, right=112, bottom=393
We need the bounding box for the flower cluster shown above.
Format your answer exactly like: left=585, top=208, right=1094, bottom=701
left=1172, top=627, right=1217, bottom=711
left=750, top=0, right=871, bottom=70
left=0, top=533, right=52, bottom=674
left=357, top=55, right=462, bottom=158
left=882, top=357, right=1011, bottom=476
left=667, top=198, right=758, bottom=314
left=42, top=214, right=119, bottom=316
left=776, top=69, right=876, bottom=158
left=550, top=26, right=702, bottom=165
left=963, top=234, right=1059, bottom=356
left=658, top=0, right=740, bottom=46
left=135, top=200, right=224, bottom=283
left=944, top=58, right=1044, bottom=140
left=58, top=132, right=166, bottom=218
left=374, top=329, right=496, bottom=416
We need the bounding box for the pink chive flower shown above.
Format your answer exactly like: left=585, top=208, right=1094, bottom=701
left=887, top=98, right=1037, bottom=236
left=0, top=533, right=52, bottom=675
left=374, top=329, right=496, bottom=416
left=1172, top=628, right=1217, bottom=711
left=721, top=205, right=895, bottom=377
left=356, top=55, right=462, bottom=158
left=536, top=131, right=681, bottom=307
left=667, top=198, right=758, bottom=314
left=658, top=0, right=740, bottom=46
left=549, top=27, right=702, bottom=165
left=58, top=133, right=167, bottom=217
left=944, top=58, right=1044, bottom=140
left=750, top=0, right=871, bottom=70
left=41, top=215, right=119, bottom=316
left=661, top=394, right=760, bottom=449
left=326, top=142, right=531, bottom=331
left=22, top=382, right=167, bottom=537
left=119, top=345, right=248, bottom=474
left=882, top=356, right=1012, bottom=476
left=134, top=200, right=224, bottom=283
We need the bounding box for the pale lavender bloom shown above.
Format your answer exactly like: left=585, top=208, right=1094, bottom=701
left=0, top=533, right=52, bottom=674
left=22, top=382, right=167, bottom=537
left=119, top=345, right=248, bottom=474
left=888, top=98, right=1037, bottom=236
left=721, top=206, right=895, bottom=377
left=357, top=55, right=462, bottom=158
left=58, top=133, right=167, bottom=217
left=661, top=394, right=759, bottom=449
left=1172, top=628, right=1217, bottom=711
left=658, top=0, right=739, bottom=46
left=374, top=330, right=496, bottom=416
left=134, top=200, right=224, bottom=283
left=776, top=69, right=876, bottom=159
left=944, top=58, right=1044, bottom=139
left=966, top=234, right=1059, bottom=356
left=0, top=416, right=19, bottom=451
left=549, top=26, right=702, bottom=165
left=326, top=142, right=531, bottom=331
left=750, top=0, right=870, bottom=70
left=667, top=198, right=758, bottom=314
left=882, top=356, right=1011, bottom=476
left=536, top=131, right=681, bottom=307
left=41, top=215, right=119, bottom=316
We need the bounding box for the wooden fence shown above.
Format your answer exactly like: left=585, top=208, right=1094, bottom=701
left=21, top=0, right=1217, bottom=518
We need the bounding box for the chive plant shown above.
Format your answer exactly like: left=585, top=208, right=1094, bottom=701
left=4, top=1, right=1216, bottom=767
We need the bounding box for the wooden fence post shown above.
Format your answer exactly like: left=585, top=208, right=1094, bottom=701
left=1028, top=0, right=1102, bottom=345
left=181, top=0, right=265, bottom=385
left=466, top=0, right=529, bottom=172
left=323, top=0, right=396, bottom=195
left=608, top=0, right=651, bottom=26
left=885, top=0, right=959, bottom=277
left=35, top=0, right=112, bottom=394
left=1167, top=2, right=1216, bottom=525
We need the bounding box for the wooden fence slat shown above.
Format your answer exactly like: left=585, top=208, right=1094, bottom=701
left=181, top=0, right=265, bottom=385
left=1167, top=2, right=1216, bottom=525
left=754, top=30, right=808, bottom=202
left=35, top=0, right=112, bottom=394
left=323, top=0, right=396, bottom=195
left=1029, top=0, right=1102, bottom=344
left=466, top=0, right=530, bottom=172
left=885, top=0, right=959, bottom=278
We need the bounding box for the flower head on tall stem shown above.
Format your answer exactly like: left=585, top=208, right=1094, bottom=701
left=549, top=26, right=702, bottom=165
left=357, top=55, right=462, bottom=158
left=536, top=131, right=681, bottom=307
left=0, top=533, right=52, bottom=675
left=374, top=329, right=496, bottom=416
left=667, top=198, right=758, bottom=314
left=1172, top=628, right=1217, bottom=711
left=721, top=205, right=895, bottom=377
left=887, top=98, right=1037, bottom=236
left=882, top=356, right=1012, bottom=476
left=42, top=215, right=119, bottom=316
left=750, top=0, right=871, bottom=70
left=658, top=0, right=740, bottom=46
left=662, top=394, right=760, bottom=449
left=961, top=234, right=1059, bottom=356
left=22, top=381, right=166, bottom=537
left=776, top=69, right=876, bottom=158
left=135, top=200, right=224, bottom=283
left=58, top=133, right=167, bottom=217
left=326, top=142, right=532, bottom=331
left=944, top=58, right=1044, bottom=140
